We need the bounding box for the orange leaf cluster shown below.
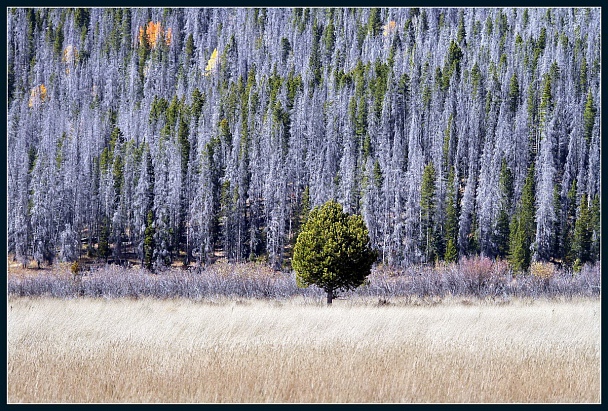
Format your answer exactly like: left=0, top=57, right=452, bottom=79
left=383, top=21, right=396, bottom=36
left=138, top=21, right=172, bottom=49
left=28, top=84, right=47, bottom=108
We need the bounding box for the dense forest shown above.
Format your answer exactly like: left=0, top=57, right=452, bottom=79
left=7, top=8, right=600, bottom=272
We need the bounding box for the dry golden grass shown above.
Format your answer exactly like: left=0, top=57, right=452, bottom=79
left=7, top=297, right=600, bottom=403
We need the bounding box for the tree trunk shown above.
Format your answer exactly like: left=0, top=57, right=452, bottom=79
left=326, top=289, right=333, bottom=305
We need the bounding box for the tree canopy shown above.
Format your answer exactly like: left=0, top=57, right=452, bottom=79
left=292, top=201, right=377, bottom=304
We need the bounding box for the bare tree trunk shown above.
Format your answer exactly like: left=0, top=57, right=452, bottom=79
left=326, top=289, right=333, bottom=305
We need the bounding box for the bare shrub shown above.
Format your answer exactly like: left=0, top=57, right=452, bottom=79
left=459, top=257, right=494, bottom=296
left=7, top=260, right=600, bottom=301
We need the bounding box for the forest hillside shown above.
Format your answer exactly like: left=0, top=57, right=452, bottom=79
left=7, top=8, right=600, bottom=271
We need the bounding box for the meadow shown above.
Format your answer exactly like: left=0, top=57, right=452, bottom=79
left=8, top=296, right=600, bottom=403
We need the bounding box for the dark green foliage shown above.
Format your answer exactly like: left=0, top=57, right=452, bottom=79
left=571, top=194, right=591, bottom=268
left=74, top=8, right=90, bottom=42
left=98, top=219, right=111, bottom=260
left=367, top=8, right=383, bottom=37
left=539, top=75, right=552, bottom=125
left=589, top=194, right=600, bottom=262
left=495, top=159, right=513, bottom=258
left=442, top=41, right=463, bottom=90
left=280, top=37, right=291, bottom=63
left=362, top=134, right=372, bottom=159
left=442, top=114, right=454, bottom=170
left=53, top=22, right=64, bottom=57
left=509, top=165, right=535, bottom=272
left=149, top=96, right=169, bottom=124
left=137, top=34, right=149, bottom=80
left=457, top=10, right=466, bottom=44
left=185, top=33, right=195, bottom=62
left=372, top=159, right=383, bottom=187
left=583, top=91, right=596, bottom=144
left=112, top=150, right=124, bottom=197
left=508, top=215, right=527, bottom=272
left=190, top=88, right=205, bottom=121
left=444, top=168, right=458, bottom=263
left=444, top=238, right=457, bottom=264
left=470, top=62, right=482, bottom=98
left=420, top=162, right=437, bottom=263
left=495, top=199, right=511, bottom=260
left=526, top=83, right=538, bottom=157
left=467, top=211, right=480, bottom=257
left=579, top=57, right=587, bottom=94
left=308, top=18, right=322, bottom=88
left=355, top=94, right=368, bottom=140
left=167, top=95, right=181, bottom=128
left=143, top=210, right=155, bottom=270
left=562, top=179, right=578, bottom=265
left=372, top=62, right=390, bottom=119
left=286, top=72, right=302, bottom=110
left=177, top=117, right=190, bottom=177
left=292, top=201, right=377, bottom=304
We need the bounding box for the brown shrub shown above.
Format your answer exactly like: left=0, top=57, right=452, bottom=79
left=530, top=262, right=555, bottom=280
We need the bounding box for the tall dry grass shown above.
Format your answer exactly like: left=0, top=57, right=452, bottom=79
left=7, top=297, right=600, bottom=403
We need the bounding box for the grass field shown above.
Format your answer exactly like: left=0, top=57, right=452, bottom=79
left=7, top=297, right=600, bottom=403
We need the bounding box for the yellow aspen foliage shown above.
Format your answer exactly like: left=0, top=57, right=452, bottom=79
left=204, top=48, right=219, bottom=76
left=383, top=21, right=396, bottom=36
left=28, top=84, right=47, bottom=108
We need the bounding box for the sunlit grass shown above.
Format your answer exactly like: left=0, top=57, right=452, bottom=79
left=8, top=297, right=600, bottom=403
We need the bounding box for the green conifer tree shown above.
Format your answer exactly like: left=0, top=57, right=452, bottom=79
left=495, top=159, right=513, bottom=259
left=292, top=201, right=377, bottom=304
left=420, top=162, right=437, bottom=263
left=509, top=164, right=535, bottom=272
left=143, top=210, right=155, bottom=270
left=456, top=10, right=466, bottom=44
left=583, top=91, right=596, bottom=144
left=589, top=194, right=600, bottom=262
left=368, top=8, right=383, bottom=37
left=444, top=167, right=459, bottom=262
left=98, top=218, right=111, bottom=261
left=572, top=194, right=591, bottom=269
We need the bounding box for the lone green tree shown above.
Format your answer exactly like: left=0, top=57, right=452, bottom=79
left=292, top=200, right=378, bottom=304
